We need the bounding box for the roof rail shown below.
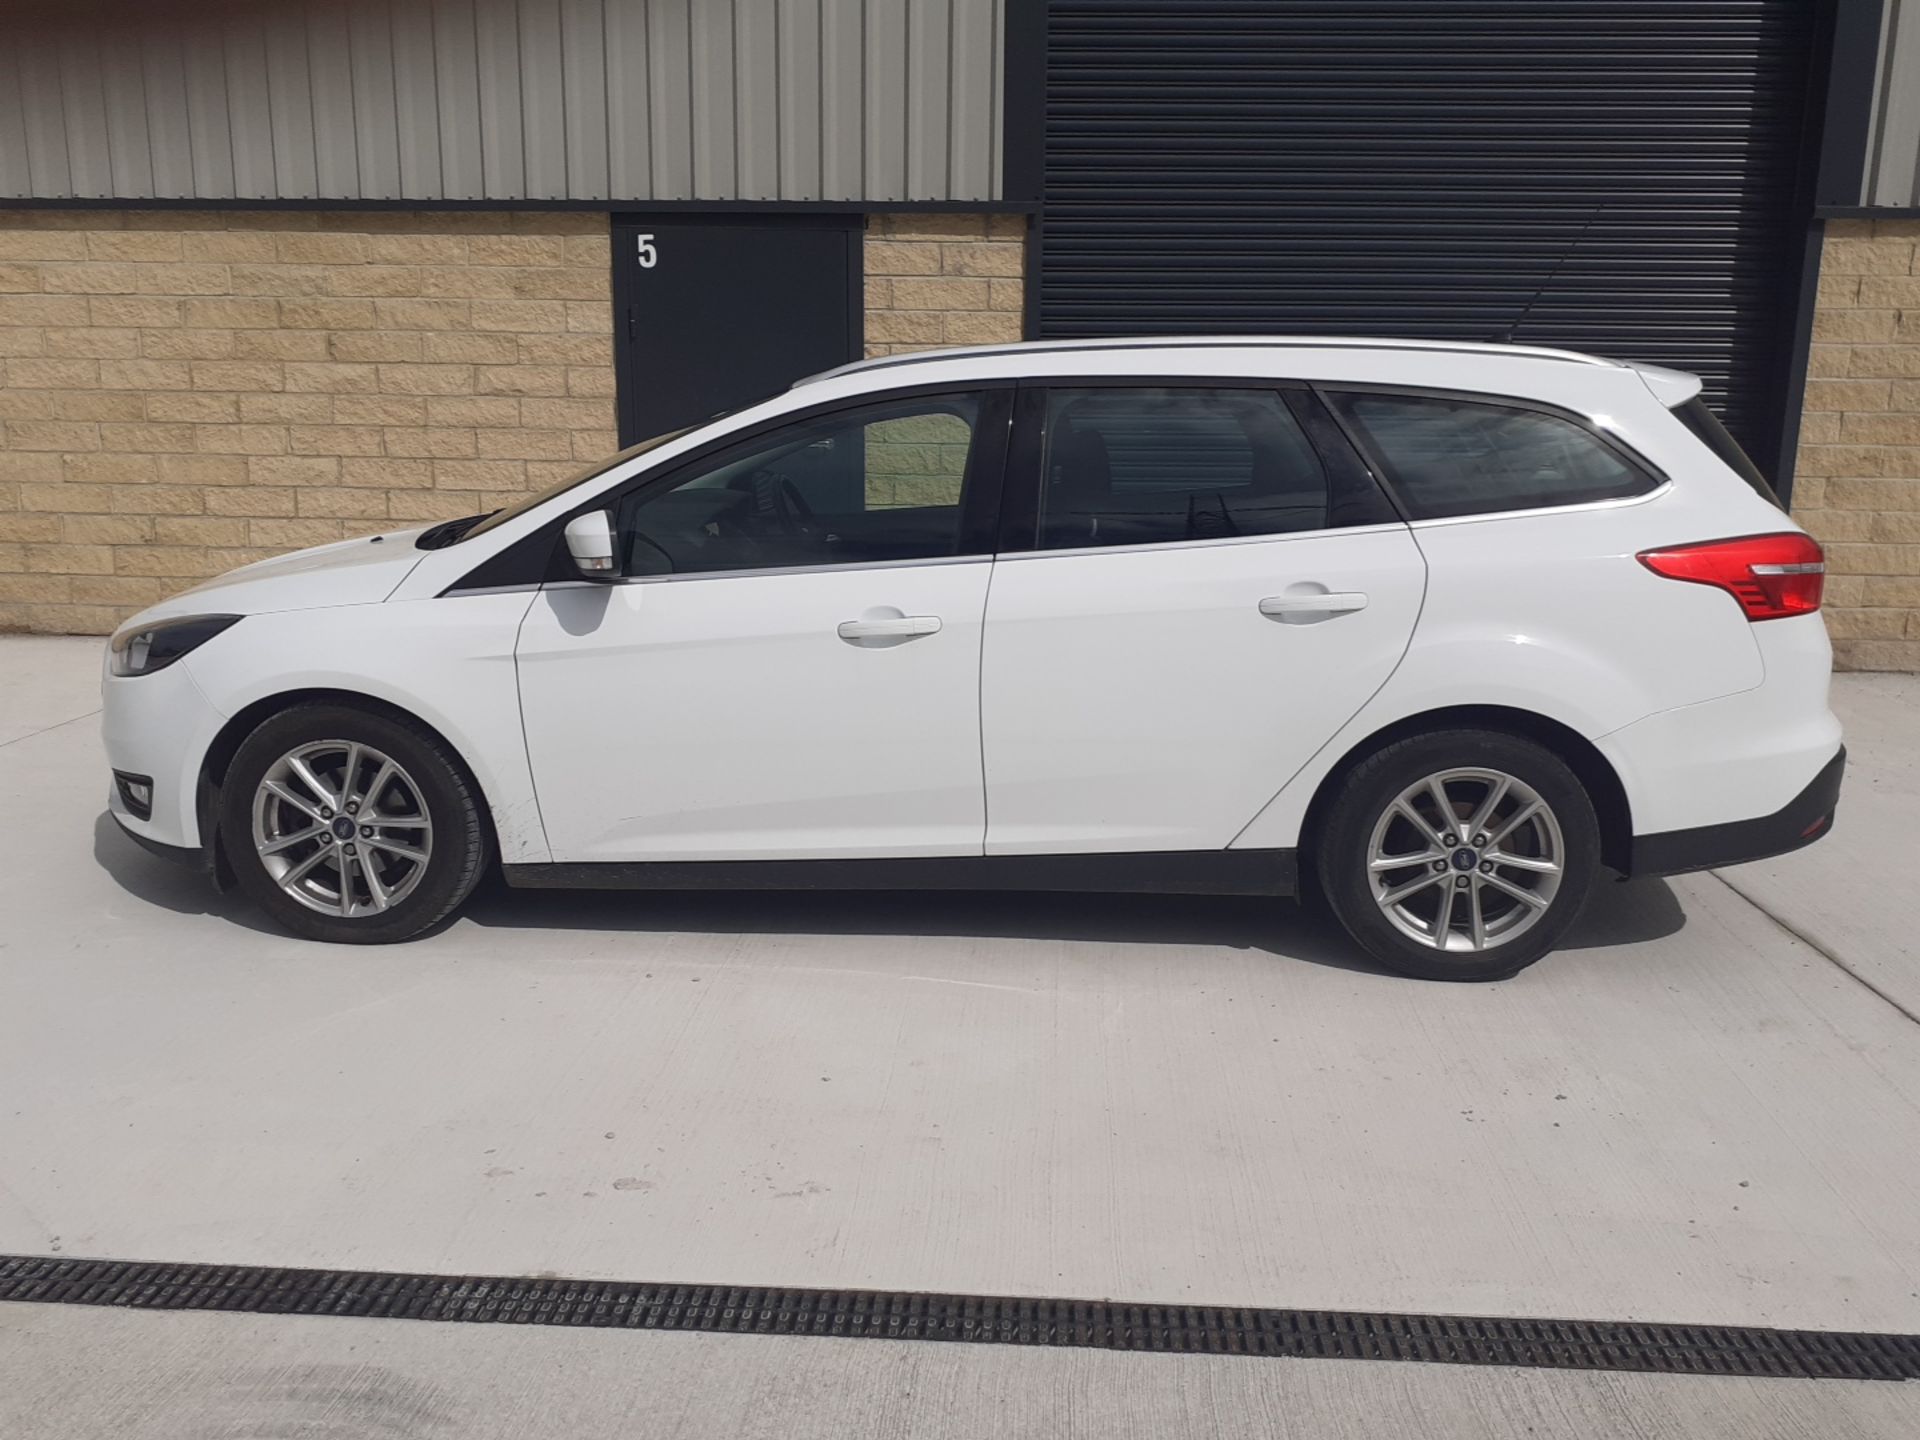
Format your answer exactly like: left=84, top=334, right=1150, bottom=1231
left=794, top=335, right=1624, bottom=387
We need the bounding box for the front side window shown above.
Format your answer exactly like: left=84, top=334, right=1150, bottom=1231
left=1327, top=391, right=1657, bottom=520
left=615, top=394, right=982, bottom=577
left=1035, top=387, right=1391, bottom=550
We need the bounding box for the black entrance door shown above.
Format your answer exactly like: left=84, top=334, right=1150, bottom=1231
left=612, top=216, right=862, bottom=445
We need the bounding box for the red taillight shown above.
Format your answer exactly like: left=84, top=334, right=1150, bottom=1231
left=1637, top=532, right=1825, bottom=622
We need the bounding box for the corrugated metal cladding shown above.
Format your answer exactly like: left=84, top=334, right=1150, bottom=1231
left=1039, top=0, right=1817, bottom=473
left=0, top=0, right=1005, bottom=204
left=1865, top=0, right=1920, bottom=206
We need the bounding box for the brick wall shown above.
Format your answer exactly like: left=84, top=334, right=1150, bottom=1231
left=0, top=210, right=616, bottom=635
left=863, top=213, right=1026, bottom=358
left=1793, top=218, right=1920, bottom=671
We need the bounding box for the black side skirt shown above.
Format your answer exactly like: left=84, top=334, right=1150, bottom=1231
left=1628, top=746, right=1845, bottom=878
left=504, top=848, right=1298, bottom=897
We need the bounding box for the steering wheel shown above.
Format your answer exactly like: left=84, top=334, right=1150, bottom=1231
left=717, top=469, right=816, bottom=539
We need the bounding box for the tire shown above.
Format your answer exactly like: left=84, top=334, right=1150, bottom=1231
left=1316, top=728, right=1601, bottom=981
left=220, top=702, right=489, bottom=944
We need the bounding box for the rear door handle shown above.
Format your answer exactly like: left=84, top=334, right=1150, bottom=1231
left=1259, top=592, right=1369, bottom=619
left=837, top=615, right=943, bottom=640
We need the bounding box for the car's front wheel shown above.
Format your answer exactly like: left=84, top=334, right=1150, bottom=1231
left=220, top=702, right=489, bottom=944
left=1317, top=729, right=1601, bottom=981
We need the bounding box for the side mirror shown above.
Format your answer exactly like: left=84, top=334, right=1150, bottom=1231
left=563, top=510, right=618, bottom=580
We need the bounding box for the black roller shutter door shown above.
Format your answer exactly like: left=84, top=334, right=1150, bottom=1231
left=1039, top=1, right=1819, bottom=475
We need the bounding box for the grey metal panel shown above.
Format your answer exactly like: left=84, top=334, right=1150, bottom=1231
left=949, top=0, right=997, bottom=199
left=905, top=0, right=950, bottom=197
left=307, top=4, right=361, bottom=199
left=100, top=31, right=156, bottom=199
left=776, top=0, right=823, bottom=199
left=646, top=0, right=696, bottom=196
left=474, top=0, right=528, bottom=196
left=519, top=0, right=571, bottom=199
left=350, top=0, right=404, bottom=200
left=17, top=31, right=72, bottom=199
left=0, top=53, right=33, bottom=200
left=735, top=0, right=781, bottom=199
left=560, top=0, right=610, bottom=200
left=57, top=32, right=115, bottom=198
left=689, top=0, right=739, bottom=197
left=392, top=0, right=447, bottom=197
left=863, top=0, right=908, bottom=199
left=562, top=0, right=612, bottom=199
left=0, top=0, right=1004, bottom=203
left=605, top=0, right=654, bottom=195
left=1868, top=0, right=1920, bottom=206
left=181, top=29, right=236, bottom=199
left=140, top=30, right=198, bottom=199
left=223, top=13, right=279, bottom=198
left=264, top=7, right=320, bottom=199
left=433, top=0, right=488, bottom=200
left=819, top=0, right=865, bottom=200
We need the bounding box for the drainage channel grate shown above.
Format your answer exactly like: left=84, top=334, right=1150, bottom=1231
left=4, top=1253, right=1917, bottom=1382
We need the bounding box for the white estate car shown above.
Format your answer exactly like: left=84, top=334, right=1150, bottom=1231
left=102, top=338, right=1843, bottom=980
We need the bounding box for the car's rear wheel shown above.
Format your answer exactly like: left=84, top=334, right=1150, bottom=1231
left=220, top=702, right=489, bottom=944
left=1317, top=729, right=1600, bottom=981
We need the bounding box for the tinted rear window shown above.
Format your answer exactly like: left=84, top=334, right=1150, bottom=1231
left=1035, top=387, right=1395, bottom=549
left=1327, top=391, right=1659, bottom=520
left=1671, top=397, right=1780, bottom=508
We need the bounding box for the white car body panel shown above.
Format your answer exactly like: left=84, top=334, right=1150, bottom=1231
left=98, top=336, right=1841, bottom=897
left=516, top=562, right=992, bottom=861
left=141, top=594, right=549, bottom=861
left=1593, top=615, right=1840, bottom=835
left=982, top=525, right=1426, bottom=853
left=159, top=530, right=428, bottom=619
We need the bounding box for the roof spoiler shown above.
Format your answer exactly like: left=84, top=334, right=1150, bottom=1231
left=1631, top=362, right=1704, bottom=407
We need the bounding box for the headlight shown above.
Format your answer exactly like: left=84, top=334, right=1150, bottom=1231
left=108, top=614, right=242, bottom=677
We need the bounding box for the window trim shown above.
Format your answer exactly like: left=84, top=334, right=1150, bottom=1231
left=997, top=374, right=1396, bottom=557
left=443, top=380, right=1014, bottom=594
left=1312, top=381, right=1669, bottom=522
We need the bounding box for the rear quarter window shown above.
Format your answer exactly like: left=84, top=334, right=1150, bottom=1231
left=1327, top=390, right=1660, bottom=520
left=1669, top=397, right=1781, bottom=509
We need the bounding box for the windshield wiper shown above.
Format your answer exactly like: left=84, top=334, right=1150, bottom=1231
left=415, top=512, right=498, bottom=550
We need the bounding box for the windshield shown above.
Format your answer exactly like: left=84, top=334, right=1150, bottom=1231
left=457, top=425, right=694, bottom=542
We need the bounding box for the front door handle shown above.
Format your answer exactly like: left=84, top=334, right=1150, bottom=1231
left=1259, top=592, right=1369, bottom=620
left=837, top=615, right=943, bottom=640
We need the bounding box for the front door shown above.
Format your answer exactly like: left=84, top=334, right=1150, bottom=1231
left=981, top=383, right=1427, bottom=854
left=517, top=389, right=1009, bottom=863
left=613, top=216, right=861, bottom=444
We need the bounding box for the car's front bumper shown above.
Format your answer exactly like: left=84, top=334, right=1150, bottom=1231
left=101, top=652, right=228, bottom=853
left=1627, top=746, right=1844, bottom=877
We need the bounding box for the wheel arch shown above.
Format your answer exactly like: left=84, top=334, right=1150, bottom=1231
left=201, top=688, right=502, bottom=863
left=1297, top=705, right=1634, bottom=878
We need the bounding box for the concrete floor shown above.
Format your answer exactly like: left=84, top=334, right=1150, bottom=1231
left=2, top=635, right=1917, bottom=1436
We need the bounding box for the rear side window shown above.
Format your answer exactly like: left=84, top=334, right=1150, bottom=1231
left=1036, top=387, right=1395, bottom=549
left=1671, top=397, right=1780, bottom=508
left=1327, top=391, right=1658, bottom=520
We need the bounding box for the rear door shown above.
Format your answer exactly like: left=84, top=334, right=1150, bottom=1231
left=980, top=381, right=1426, bottom=855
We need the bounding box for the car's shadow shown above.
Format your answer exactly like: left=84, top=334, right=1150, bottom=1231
left=96, top=809, right=1687, bottom=970
left=92, top=812, right=284, bottom=935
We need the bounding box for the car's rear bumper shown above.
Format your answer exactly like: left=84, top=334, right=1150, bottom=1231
left=1627, top=746, right=1844, bottom=877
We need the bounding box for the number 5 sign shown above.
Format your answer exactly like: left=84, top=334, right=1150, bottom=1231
left=635, top=234, right=658, bottom=268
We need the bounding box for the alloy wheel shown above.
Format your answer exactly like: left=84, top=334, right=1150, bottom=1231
left=250, top=740, right=435, bottom=918
left=1365, top=767, right=1564, bottom=953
